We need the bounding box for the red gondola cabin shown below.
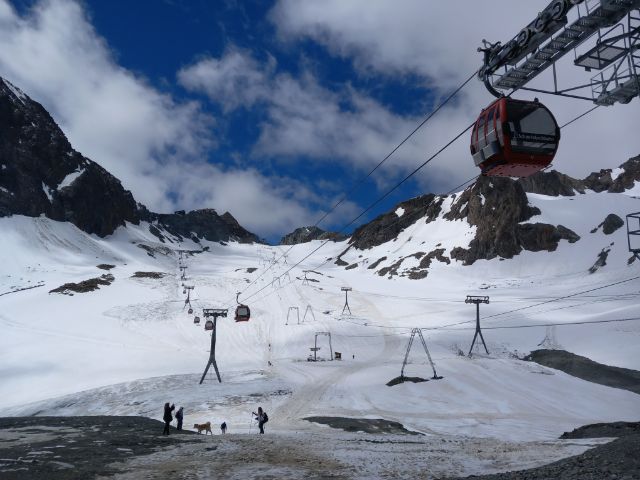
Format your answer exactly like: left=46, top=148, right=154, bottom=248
left=471, top=97, right=560, bottom=177
left=235, top=304, right=250, bottom=322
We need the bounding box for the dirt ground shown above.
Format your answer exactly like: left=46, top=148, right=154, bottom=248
left=2, top=416, right=632, bottom=480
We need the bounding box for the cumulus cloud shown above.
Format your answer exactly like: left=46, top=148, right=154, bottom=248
left=0, top=0, right=337, bottom=238
left=270, top=0, right=640, bottom=179
left=179, top=48, right=478, bottom=193
left=178, top=48, right=275, bottom=112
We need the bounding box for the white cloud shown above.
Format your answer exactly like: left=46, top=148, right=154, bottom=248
left=0, top=0, right=335, bottom=238
left=179, top=48, right=478, bottom=194
left=178, top=48, right=275, bottom=112
left=270, top=0, right=640, bottom=179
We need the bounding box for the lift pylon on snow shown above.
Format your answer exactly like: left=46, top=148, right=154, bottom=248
left=341, top=287, right=352, bottom=316
left=199, top=308, right=228, bottom=384
left=627, top=211, right=640, bottom=260
left=399, top=328, right=443, bottom=381
left=309, top=332, right=333, bottom=361
left=285, top=306, right=300, bottom=325
left=466, top=295, right=490, bottom=356
left=303, top=304, right=316, bottom=323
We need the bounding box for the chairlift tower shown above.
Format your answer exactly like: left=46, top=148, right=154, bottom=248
left=286, top=306, right=300, bottom=325
left=400, top=328, right=443, bottom=380
left=465, top=295, right=490, bottom=356
left=303, top=304, right=316, bottom=323
left=310, top=332, right=333, bottom=361
left=184, top=285, right=194, bottom=309
left=199, top=308, right=228, bottom=384
left=302, top=270, right=311, bottom=286
left=627, top=211, right=640, bottom=260
left=179, top=266, right=188, bottom=281
left=341, top=287, right=352, bottom=315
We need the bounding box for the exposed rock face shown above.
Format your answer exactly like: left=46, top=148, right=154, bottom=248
left=0, top=77, right=138, bottom=236
left=143, top=208, right=261, bottom=244
left=0, top=76, right=261, bottom=243
left=517, top=170, right=584, bottom=196
left=443, top=176, right=580, bottom=265
left=280, top=226, right=347, bottom=245
left=517, top=155, right=640, bottom=196
left=599, top=214, right=625, bottom=235
left=610, top=155, right=640, bottom=192
left=349, top=194, right=443, bottom=250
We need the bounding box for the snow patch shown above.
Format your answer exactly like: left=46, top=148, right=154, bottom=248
left=610, top=167, right=624, bottom=181
left=58, top=169, right=85, bottom=189
left=395, top=207, right=405, bottom=217
left=5, top=79, right=27, bottom=104
left=0, top=186, right=12, bottom=195
left=42, top=182, right=53, bottom=203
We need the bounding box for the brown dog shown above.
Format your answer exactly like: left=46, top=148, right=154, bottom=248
left=194, top=422, right=212, bottom=435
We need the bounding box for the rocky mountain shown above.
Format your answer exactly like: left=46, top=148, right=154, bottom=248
left=141, top=208, right=261, bottom=244
left=335, top=156, right=639, bottom=278
left=0, top=77, right=259, bottom=243
left=279, top=226, right=347, bottom=245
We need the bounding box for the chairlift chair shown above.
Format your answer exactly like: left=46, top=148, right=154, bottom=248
left=471, top=97, right=560, bottom=177
left=234, top=292, right=251, bottom=322
left=204, top=319, right=214, bottom=331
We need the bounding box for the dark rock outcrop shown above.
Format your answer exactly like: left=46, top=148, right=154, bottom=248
left=600, top=213, right=625, bottom=235
left=280, top=226, right=347, bottom=245
left=443, top=177, right=580, bottom=264
left=349, top=194, right=443, bottom=250
left=517, top=155, right=640, bottom=196
left=0, top=78, right=138, bottom=236
left=609, top=155, right=640, bottom=192
left=517, top=170, right=584, bottom=196
left=143, top=208, right=260, bottom=244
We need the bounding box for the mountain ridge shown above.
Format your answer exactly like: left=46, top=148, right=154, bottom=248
left=0, top=77, right=260, bottom=244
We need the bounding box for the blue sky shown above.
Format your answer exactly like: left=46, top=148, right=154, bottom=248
left=1, top=0, right=638, bottom=242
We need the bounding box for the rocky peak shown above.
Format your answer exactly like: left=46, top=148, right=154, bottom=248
left=0, top=76, right=262, bottom=244
left=0, top=77, right=138, bottom=236
left=517, top=155, right=640, bottom=196
left=143, top=208, right=261, bottom=244
left=280, top=226, right=347, bottom=245
left=348, top=194, right=443, bottom=250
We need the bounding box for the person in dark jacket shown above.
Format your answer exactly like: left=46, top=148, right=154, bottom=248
left=175, top=407, right=184, bottom=431
left=252, top=407, right=268, bottom=434
left=162, top=402, right=175, bottom=435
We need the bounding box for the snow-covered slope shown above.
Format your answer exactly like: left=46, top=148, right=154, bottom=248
left=1, top=170, right=638, bottom=447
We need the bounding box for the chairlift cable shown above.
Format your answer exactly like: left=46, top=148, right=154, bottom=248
left=230, top=70, right=479, bottom=303
left=239, top=92, right=604, bottom=309
left=435, top=316, right=640, bottom=331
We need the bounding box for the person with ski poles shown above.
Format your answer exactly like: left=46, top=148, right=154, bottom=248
left=252, top=406, right=268, bottom=434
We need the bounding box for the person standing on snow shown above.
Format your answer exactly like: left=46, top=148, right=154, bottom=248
left=175, top=407, right=184, bottom=431
left=162, top=402, right=175, bottom=435
left=252, top=407, right=268, bottom=434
